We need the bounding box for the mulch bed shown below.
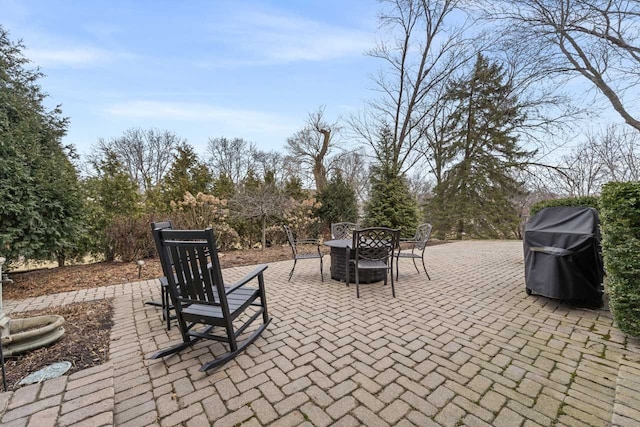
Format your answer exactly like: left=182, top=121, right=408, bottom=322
left=3, top=299, right=113, bottom=391
left=5, top=245, right=298, bottom=300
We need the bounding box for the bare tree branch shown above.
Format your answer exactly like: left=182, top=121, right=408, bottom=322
left=207, top=137, right=257, bottom=186
left=94, top=128, right=180, bottom=192
left=483, top=0, right=640, bottom=132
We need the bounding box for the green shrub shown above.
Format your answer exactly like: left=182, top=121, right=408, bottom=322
left=600, top=182, right=640, bottom=337
left=530, top=196, right=600, bottom=217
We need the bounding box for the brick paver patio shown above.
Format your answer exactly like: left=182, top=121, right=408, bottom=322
left=1, top=240, right=639, bottom=426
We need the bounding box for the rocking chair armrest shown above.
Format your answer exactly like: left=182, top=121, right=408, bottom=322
left=225, top=264, right=269, bottom=295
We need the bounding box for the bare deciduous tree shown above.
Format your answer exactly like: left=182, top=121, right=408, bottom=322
left=252, top=149, right=300, bottom=185
left=207, top=137, right=257, bottom=186
left=331, top=150, right=369, bottom=202
left=484, top=0, right=640, bottom=132
left=590, top=125, right=640, bottom=181
left=231, top=184, right=291, bottom=250
left=350, top=0, right=476, bottom=175
left=537, top=124, right=640, bottom=196
left=94, top=128, right=180, bottom=191
left=557, top=143, right=605, bottom=197
left=285, top=106, right=339, bottom=192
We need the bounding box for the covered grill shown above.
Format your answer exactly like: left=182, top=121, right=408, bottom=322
left=523, top=206, right=604, bottom=304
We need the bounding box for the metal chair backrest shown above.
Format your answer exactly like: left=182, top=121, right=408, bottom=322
left=413, top=223, right=433, bottom=250
left=283, top=224, right=298, bottom=256
left=157, top=228, right=227, bottom=309
left=352, top=227, right=399, bottom=262
left=331, top=222, right=358, bottom=240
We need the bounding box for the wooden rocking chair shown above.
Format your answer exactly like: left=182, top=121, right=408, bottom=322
left=150, top=221, right=176, bottom=330
left=149, top=228, right=271, bottom=371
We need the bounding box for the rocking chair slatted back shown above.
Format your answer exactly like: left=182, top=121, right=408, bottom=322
left=162, top=230, right=227, bottom=309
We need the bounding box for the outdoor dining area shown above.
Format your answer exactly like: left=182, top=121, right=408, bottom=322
left=284, top=222, right=432, bottom=298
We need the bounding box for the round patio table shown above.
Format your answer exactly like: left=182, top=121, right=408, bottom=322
left=324, top=239, right=386, bottom=283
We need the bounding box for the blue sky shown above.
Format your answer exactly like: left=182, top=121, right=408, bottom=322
left=1, top=0, right=381, bottom=157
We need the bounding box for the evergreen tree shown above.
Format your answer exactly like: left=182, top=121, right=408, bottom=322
left=212, top=173, right=235, bottom=200
left=433, top=54, right=532, bottom=239
left=161, top=143, right=212, bottom=207
left=364, top=126, right=418, bottom=236
left=84, top=151, right=141, bottom=260
left=283, top=176, right=308, bottom=202
left=0, top=26, right=86, bottom=266
left=316, top=173, right=358, bottom=228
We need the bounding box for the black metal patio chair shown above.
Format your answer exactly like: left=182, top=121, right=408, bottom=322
left=331, top=222, right=358, bottom=240
left=149, top=228, right=271, bottom=371
left=346, top=227, right=399, bottom=298
left=283, top=224, right=324, bottom=282
left=395, top=223, right=432, bottom=280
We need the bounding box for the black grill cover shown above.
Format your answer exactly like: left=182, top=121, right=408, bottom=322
left=523, top=207, right=604, bottom=302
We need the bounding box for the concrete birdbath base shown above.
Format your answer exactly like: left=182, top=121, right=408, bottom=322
left=0, top=258, right=66, bottom=357
left=1, top=315, right=66, bottom=357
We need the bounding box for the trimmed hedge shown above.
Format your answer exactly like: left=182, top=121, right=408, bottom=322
left=600, top=182, right=640, bottom=337
left=529, top=196, right=600, bottom=216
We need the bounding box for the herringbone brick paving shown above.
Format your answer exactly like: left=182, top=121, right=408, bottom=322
left=1, top=241, right=639, bottom=426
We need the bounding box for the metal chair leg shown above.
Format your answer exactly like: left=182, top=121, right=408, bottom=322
left=412, top=258, right=420, bottom=274
left=288, top=259, right=297, bottom=281
left=390, top=268, right=396, bottom=298
left=422, top=257, right=431, bottom=280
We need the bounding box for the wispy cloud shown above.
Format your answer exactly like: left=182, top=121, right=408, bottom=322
left=202, top=7, right=374, bottom=66
left=26, top=46, right=131, bottom=68
left=104, top=100, right=296, bottom=134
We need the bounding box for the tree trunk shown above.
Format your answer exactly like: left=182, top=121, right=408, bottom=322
left=313, top=162, right=328, bottom=192
left=261, top=215, right=266, bottom=251
left=313, top=129, right=331, bottom=192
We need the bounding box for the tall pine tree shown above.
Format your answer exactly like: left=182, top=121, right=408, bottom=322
left=433, top=54, right=532, bottom=239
